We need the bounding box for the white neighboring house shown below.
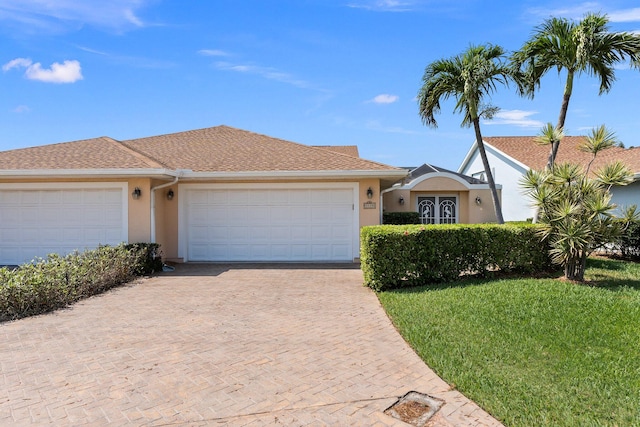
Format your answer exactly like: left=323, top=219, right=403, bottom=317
left=458, top=136, right=640, bottom=221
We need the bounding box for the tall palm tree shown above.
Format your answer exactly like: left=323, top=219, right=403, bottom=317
left=418, top=44, right=515, bottom=224
left=512, top=12, right=640, bottom=168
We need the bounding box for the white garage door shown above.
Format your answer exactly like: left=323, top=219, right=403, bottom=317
left=0, top=184, right=128, bottom=265
left=183, top=184, right=357, bottom=261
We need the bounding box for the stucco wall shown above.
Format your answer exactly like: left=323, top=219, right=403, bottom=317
left=460, top=146, right=533, bottom=221
left=611, top=180, right=640, bottom=213
left=383, top=176, right=500, bottom=224
left=128, top=178, right=152, bottom=243
left=153, top=183, right=180, bottom=261
left=359, top=179, right=381, bottom=227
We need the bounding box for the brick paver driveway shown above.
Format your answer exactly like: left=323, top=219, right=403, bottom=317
left=1, top=264, right=502, bottom=426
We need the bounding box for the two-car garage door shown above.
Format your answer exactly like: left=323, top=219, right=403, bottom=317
left=0, top=184, right=127, bottom=266
left=181, top=183, right=358, bottom=262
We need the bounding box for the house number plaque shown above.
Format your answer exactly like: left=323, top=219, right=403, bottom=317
left=363, top=201, right=376, bottom=209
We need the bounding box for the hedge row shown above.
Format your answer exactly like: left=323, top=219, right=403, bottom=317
left=360, top=224, right=552, bottom=291
left=0, top=243, right=161, bottom=322
left=382, top=212, right=421, bottom=225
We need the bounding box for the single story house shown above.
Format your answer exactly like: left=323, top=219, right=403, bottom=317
left=458, top=136, right=640, bottom=221
left=0, top=125, right=408, bottom=265
left=382, top=164, right=501, bottom=224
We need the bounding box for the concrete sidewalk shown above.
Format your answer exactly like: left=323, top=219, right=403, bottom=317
left=0, top=264, right=503, bottom=426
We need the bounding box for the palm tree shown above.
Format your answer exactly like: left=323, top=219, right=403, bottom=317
left=520, top=125, right=634, bottom=281
left=512, top=12, right=640, bottom=168
left=418, top=44, right=515, bottom=224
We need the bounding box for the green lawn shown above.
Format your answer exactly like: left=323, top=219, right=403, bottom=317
left=378, top=258, right=640, bottom=427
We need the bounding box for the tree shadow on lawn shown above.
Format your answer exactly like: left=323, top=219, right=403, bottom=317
left=385, top=269, right=561, bottom=295
left=385, top=260, right=640, bottom=294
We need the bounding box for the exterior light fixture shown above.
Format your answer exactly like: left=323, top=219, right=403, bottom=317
left=367, top=187, right=374, bottom=199
left=475, top=196, right=482, bottom=205
left=166, top=189, right=174, bottom=200
left=399, top=196, right=405, bottom=205
left=132, top=187, right=142, bottom=200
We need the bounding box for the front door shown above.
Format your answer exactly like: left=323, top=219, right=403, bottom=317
left=417, top=196, right=457, bottom=224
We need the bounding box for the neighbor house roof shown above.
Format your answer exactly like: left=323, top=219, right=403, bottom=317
left=0, top=125, right=406, bottom=183
left=480, top=136, right=640, bottom=174
left=404, top=164, right=487, bottom=185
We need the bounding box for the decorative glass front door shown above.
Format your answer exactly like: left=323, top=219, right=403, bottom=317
left=417, top=196, right=457, bottom=224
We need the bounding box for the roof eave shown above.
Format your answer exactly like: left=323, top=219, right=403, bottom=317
left=0, top=168, right=178, bottom=179
left=179, top=169, right=408, bottom=179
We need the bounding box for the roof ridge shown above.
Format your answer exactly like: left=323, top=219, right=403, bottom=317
left=124, top=125, right=403, bottom=171
left=116, top=139, right=170, bottom=169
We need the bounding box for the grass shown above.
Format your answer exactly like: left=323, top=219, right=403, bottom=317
left=378, top=257, right=640, bottom=427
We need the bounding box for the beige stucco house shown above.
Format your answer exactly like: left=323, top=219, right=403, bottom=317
left=0, top=125, right=407, bottom=265
left=382, top=164, right=501, bottom=224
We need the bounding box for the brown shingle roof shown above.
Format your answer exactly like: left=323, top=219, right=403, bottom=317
left=0, top=126, right=402, bottom=175
left=312, top=145, right=360, bottom=157
left=122, top=125, right=396, bottom=172
left=484, top=136, right=640, bottom=174
left=0, top=137, right=165, bottom=170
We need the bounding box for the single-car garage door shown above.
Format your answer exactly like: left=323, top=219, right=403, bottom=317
left=0, top=183, right=128, bottom=265
left=182, top=183, right=357, bottom=262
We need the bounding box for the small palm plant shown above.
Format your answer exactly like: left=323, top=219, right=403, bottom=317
left=521, top=125, right=635, bottom=281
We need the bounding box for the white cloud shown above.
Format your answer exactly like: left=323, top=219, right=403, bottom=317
left=3, top=57, right=83, bottom=83
left=483, top=110, right=544, bottom=129
left=0, top=0, right=153, bottom=33
left=526, top=3, right=640, bottom=23
left=525, top=2, right=600, bottom=20
left=608, top=8, right=640, bottom=22
left=347, top=0, right=416, bottom=12
left=215, top=61, right=313, bottom=89
left=365, top=120, right=419, bottom=134
left=369, top=94, right=399, bottom=104
left=12, top=105, right=30, bottom=113
left=2, top=57, right=32, bottom=71
left=198, top=49, right=229, bottom=57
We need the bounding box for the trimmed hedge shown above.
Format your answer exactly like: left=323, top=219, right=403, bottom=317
left=383, top=212, right=421, bottom=225
left=361, top=223, right=553, bottom=291
left=0, top=243, right=162, bottom=322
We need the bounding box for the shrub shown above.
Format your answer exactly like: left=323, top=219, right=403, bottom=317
left=125, top=243, right=163, bottom=275
left=613, top=220, right=640, bottom=260
left=0, top=243, right=160, bottom=322
left=360, top=223, right=552, bottom=291
left=383, top=212, right=421, bottom=225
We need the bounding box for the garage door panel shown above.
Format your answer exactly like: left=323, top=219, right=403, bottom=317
left=185, top=186, right=355, bottom=262
left=228, top=206, right=248, bottom=222
left=41, top=191, right=61, bottom=204
left=41, top=228, right=62, bottom=242
left=229, top=191, right=249, bottom=205
left=289, top=206, right=310, bottom=222
left=0, top=187, right=127, bottom=265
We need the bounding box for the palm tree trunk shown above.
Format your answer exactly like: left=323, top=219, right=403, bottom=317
left=473, top=118, right=504, bottom=224
left=547, top=70, right=574, bottom=170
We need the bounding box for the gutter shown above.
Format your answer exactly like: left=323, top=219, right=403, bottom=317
left=150, top=173, right=182, bottom=243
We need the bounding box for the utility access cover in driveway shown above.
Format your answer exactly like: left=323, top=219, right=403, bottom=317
left=0, top=264, right=502, bottom=426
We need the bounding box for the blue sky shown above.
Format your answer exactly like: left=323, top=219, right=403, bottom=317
left=1, top=0, right=639, bottom=170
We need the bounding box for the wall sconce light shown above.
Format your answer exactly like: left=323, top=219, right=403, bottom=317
left=399, top=196, right=405, bottom=205
left=367, top=187, right=374, bottom=199
left=475, top=196, right=482, bottom=205
left=166, top=189, right=174, bottom=200
left=132, top=187, right=142, bottom=200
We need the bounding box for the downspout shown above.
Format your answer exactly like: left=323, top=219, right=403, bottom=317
left=150, top=175, right=180, bottom=243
